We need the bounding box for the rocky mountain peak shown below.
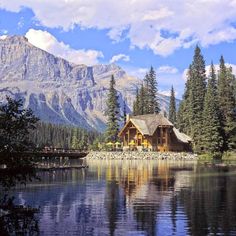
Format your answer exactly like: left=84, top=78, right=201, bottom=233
left=0, top=35, right=177, bottom=131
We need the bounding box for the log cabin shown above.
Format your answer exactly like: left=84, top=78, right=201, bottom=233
left=118, top=114, right=192, bottom=152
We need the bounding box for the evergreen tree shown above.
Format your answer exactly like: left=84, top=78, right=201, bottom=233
left=29, top=122, right=98, bottom=150
left=189, top=45, right=207, bottom=152
left=105, top=75, right=120, bottom=142
left=218, top=56, right=236, bottom=150
left=71, top=128, right=78, bottom=149
left=133, top=88, right=140, bottom=116
left=169, top=86, right=176, bottom=125
left=202, top=63, right=223, bottom=153
left=123, top=99, right=127, bottom=125
left=138, top=84, right=146, bottom=115
left=176, top=65, right=193, bottom=134
left=0, top=97, right=39, bottom=189
left=144, top=67, right=160, bottom=114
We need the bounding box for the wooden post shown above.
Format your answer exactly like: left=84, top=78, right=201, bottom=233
left=160, top=127, right=163, bottom=145
left=128, top=129, right=130, bottom=146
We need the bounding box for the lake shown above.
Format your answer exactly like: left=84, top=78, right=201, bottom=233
left=11, top=159, right=236, bottom=236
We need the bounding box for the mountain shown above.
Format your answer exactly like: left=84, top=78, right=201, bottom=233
left=0, top=35, right=179, bottom=131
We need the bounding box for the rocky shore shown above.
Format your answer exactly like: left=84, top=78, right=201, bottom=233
left=86, top=151, right=198, bottom=160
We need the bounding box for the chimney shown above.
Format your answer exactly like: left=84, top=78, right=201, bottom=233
left=126, top=114, right=130, bottom=122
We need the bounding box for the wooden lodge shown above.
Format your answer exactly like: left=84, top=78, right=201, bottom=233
left=118, top=114, right=192, bottom=152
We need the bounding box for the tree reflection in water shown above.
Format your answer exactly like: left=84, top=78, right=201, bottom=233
left=0, top=206, right=39, bottom=235
left=177, top=165, right=236, bottom=236
left=6, top=159, right=236, bottom=235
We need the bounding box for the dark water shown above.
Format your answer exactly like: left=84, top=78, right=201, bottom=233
left=11, top=159, right=236, bottom=236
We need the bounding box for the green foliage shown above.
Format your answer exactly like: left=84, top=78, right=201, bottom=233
left=177, top=65, right=192, bottom=134
left=177, top=48, right=236, bottom=154
left=177, top=46, right=206, bottom=152
left=169, top=86, right=176, bottom=125
left=133, top=67, right=160, bottom=116
left=177, top=46, right=207, bottom=153
left=105, top=75, right=120, bottom=142
left=144, top=66, right=160, bottom=114
left=198, top=152, right=222, bottom=161
left=30, top=122, right=98, bottom=150
left=123, top=99, right=127, bottom=126
left=222, top=151, right=236, bottom=160
left=0, top=97, right=39, bottom=190
left=218, top=56, right=236, bottom=150
left=202, top=63, right=223, bottom=153
left=188, top=45, right=207, bottom=152
left=133, top=88, right=140, bottom=116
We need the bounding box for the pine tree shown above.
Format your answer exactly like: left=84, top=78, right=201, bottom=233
left=218, top=56, right=236, bottom=150
left=169, top=86, right=176, bottom=125
left=189, top=45, right=207, bottom=152
left=202, top=63, right=223, bottom=153
left=123, top=99, right=127, bottom=125
left=105, top=75, right=120, bottom=142
left=176, top=65, right=193, bottom=134
left=144, top=67, right=160, bottom=114
left=133, top=88, right=140, bottom=116
left=138, top=84, right=146, bottom=115
left=71, top=128, right=78, bottom=149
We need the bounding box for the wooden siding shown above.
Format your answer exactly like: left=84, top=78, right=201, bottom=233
left=119, top=120, right=191, bottom=152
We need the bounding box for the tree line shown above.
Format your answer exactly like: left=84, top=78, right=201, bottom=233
left=176, top=46, right=236, bottom=154
left=105, top=46, right=236, bottom=156
left=29, top=122, right=100, bottom=150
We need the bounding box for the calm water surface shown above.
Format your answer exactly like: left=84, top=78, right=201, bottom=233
left=12, top=159, right=236, bottom=236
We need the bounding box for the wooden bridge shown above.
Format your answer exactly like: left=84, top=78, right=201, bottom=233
left=33, top=148, right=88, bottom=158
left=7, top=149, right=89, bottom=159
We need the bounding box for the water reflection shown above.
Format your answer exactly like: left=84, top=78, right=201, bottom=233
left=11, top=160, right=236, bottom=235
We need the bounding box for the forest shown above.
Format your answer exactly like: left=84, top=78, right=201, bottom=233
left=107, top=46, right=236, bottom=155
left=29, top=122, right=100, bottom=150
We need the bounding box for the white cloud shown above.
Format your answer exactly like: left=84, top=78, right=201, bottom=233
left=157, top=66, right=178, bottom=74
left=25, top=29, right=103, bottom=65
left=109, top=54, right=130, bottom=63
left=2, top=1, right=236, bottom=56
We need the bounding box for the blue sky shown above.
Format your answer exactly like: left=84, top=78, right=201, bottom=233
left=1, top=1, right=236, bottom=98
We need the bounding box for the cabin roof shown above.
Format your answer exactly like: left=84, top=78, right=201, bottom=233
left=130, top=113, right=173, bottom=136
left=173, top=127, right=192, bottom=143
left=119, top=113, right=173, bottom=136
left=119, top=113, right=192, bottom=144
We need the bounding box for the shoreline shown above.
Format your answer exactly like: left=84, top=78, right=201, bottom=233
left=86, top=151, right=198, bottom=160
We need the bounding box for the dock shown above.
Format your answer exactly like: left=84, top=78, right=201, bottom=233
left=36, top=164, right=89, bottom=171
left=8, top=149, right=89, bottom=159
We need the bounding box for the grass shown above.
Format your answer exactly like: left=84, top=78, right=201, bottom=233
left=222, top=151, right=236, bottom=160
left=198, top=151, right=236, bottom=161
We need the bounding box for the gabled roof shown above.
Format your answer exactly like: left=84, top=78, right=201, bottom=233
left=131, top=114, right=173, bottom=136
left=131, top=119, right=149, bottom=135
left=173, top=127, right=192, bottom=143
left=119, top=113, right=173, bottom=136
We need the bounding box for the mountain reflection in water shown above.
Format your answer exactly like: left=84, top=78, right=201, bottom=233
left=12, top=159, right=236, bottom=236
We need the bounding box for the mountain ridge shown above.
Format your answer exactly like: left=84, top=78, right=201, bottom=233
left=0, top=35, right=179, bottom=131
